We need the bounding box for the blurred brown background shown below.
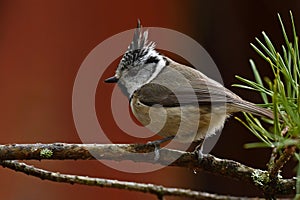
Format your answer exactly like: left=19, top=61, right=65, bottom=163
left=0, top=1, right=299, bottom=199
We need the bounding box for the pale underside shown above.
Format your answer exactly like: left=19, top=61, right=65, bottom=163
left=131, top=97, right=228, bottom=143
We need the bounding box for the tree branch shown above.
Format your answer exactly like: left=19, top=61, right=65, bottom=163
left=0, top=160, right=261, bottom=200
left=264, top=126, right=295, bottom=198
left=0, top=143, right=296, bottom=197
left=269, top=145, right=296, bottom=179
left=268, top=126, right=293, bottom=179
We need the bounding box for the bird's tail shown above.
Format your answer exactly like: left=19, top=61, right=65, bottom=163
left=231, top=101, right=275, bottom=119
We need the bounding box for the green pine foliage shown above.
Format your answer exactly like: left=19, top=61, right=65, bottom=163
left=234, top=11, right=300, bottom=150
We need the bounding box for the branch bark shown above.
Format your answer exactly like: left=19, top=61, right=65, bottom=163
left=269, top=145, right=296, bottom=179
left=0, top=160, right=261, bottom=200
left=268, top=126, right=293, bottom=179
left=0, top=143, right=296, bottom=197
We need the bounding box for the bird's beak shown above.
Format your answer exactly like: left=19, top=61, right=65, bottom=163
left=104, top=76, right=119, bottom=83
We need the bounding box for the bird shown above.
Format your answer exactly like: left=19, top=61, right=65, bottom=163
left=104, top=20, right=274, bottom=152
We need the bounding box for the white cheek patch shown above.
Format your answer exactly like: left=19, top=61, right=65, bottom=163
left=118, top=51, right=167, bottom=98
left=146, top=58, right=166, bottom=84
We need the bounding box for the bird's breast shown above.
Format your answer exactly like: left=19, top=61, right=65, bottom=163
left=130, top=94, right=227, bottom=143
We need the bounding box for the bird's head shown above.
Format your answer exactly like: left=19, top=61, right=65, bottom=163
left=105, top=20, right=168, bottom=97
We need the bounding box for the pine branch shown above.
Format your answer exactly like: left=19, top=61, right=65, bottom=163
left=268, top=126, right=294, bottom=180
left=273, top=145, right=296, bottom=173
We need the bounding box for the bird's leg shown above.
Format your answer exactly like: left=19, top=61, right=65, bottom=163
left=147, top=136, right=175, bottom=160
left=193, top=138, right=205, bottom=160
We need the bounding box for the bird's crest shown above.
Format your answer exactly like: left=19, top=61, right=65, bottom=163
left=128, top=19, right=155, bottom=51
left=119, top=20, right=156, bottom=69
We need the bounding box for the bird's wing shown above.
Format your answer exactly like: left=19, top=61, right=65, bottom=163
left=134, top=80, right=274, bottom=119
left=134, top=79, right=239, bottom=107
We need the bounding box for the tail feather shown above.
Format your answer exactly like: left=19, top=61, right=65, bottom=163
left=231, top=101, right=274, bottom=119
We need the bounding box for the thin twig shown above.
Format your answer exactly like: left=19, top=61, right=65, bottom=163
left=269, top=145, right=296, bottom=179
left=268, top=126, right=292, bottom=179
left=267, top=147, right=278, bottom=174
left=0, top=160, right=260, bottom=200
left=264, top=144, right=296, bottom=199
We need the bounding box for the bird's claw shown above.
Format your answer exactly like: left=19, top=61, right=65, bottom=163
left=193, top=139, right=206, bottom=161
left=147, top=136, right=175, bottom=161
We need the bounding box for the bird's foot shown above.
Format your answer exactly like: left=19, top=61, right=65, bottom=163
left=192, top=139, right=206, bottom=161
left=147, top=136, right=175, bottom=161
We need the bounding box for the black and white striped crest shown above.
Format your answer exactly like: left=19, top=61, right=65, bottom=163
left=119, top=20, right=156, bottom=69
